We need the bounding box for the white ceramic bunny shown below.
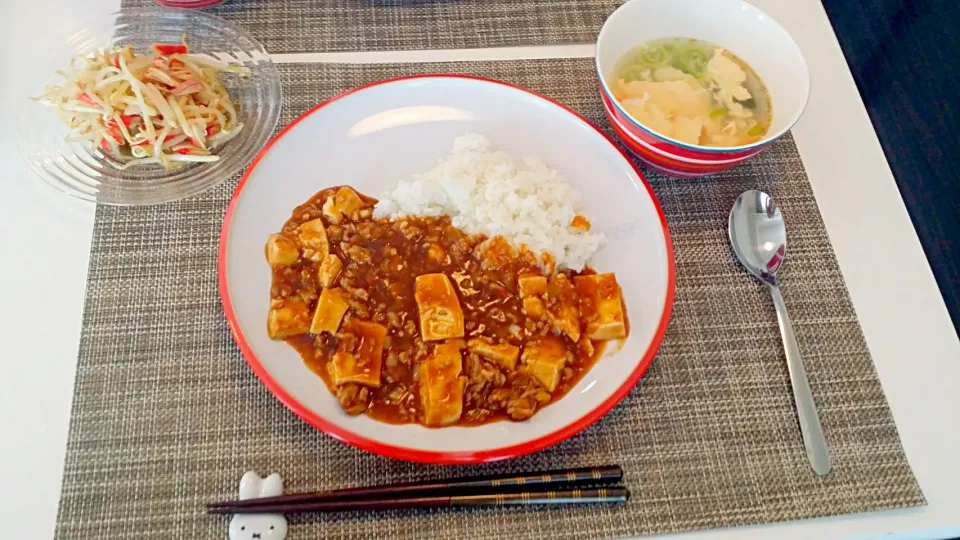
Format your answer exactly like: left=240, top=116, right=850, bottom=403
left=228, top=471, right=288, bottom=540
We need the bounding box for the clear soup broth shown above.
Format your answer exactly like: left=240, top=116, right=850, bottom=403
left=610, top=37, right=772, bottom=148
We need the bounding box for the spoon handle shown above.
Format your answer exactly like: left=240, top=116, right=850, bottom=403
left=769, top=285, right=832, bottom=476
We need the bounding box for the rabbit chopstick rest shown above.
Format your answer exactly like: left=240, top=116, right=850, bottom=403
left=228, top=472, right=288, bottom=540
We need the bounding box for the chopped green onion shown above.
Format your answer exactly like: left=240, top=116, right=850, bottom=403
left=747, top=125, right=765, bottom=137
left=738, top=97, right=757, bottom=109
left=634, top=45, right=672, bottom=69
left=709, top=108, right=727, bottom=119
left=673, top=45, right=711, bottom=77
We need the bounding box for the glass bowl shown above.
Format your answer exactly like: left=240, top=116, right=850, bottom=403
left=16, top=7, right=281, bottom=205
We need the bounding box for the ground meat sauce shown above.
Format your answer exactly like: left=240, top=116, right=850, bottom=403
left=267, top=186, right=628, bottom=426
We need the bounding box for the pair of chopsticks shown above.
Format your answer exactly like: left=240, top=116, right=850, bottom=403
left=208, top=465, right=628, bottom=514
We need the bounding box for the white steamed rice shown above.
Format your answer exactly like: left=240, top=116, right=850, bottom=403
left=373, top=134, right=603, bottom=271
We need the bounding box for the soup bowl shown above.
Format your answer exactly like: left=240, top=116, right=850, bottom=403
left=595, top=0, right=810, bottom=176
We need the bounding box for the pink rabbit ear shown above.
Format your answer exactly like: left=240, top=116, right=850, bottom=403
left=260, top=473, right=283, bottom=497
left=239, top=471, right=263, bottom=500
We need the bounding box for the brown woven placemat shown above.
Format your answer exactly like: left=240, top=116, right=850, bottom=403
left=121, top=0, right=622, bottom=52
left=55, top=59, right=924, bottom=539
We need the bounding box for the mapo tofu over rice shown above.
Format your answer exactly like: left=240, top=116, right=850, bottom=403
left=266, top=186, right=628, bottom=427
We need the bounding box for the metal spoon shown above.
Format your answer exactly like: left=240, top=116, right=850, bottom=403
left=729, top=190, right=831, bottom=476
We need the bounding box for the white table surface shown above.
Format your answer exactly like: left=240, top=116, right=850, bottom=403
left=2, top=1, right=958, bottom=539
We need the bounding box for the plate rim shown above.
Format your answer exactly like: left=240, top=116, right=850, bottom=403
left=217, top=74, right=676, bottom=464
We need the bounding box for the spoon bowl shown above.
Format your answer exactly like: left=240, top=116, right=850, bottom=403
left=729, top=190, right=787, bottom=285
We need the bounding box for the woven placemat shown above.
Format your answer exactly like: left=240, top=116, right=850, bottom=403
left=121, top=0, right=622, bottom=52
left=55, top=59, right=924, bottom=539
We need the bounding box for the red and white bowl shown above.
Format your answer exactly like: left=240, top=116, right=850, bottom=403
left=596, top=0, right=810, bottom=177
left=219, top=75, right=675, bottom=463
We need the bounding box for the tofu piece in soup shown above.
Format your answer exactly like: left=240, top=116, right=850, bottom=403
left=518, top=274, right=548, bottom=297
left=297, top=218, right=329, bottom=262
left=521, top=335, right=570, bottom=392
left=265, top=233, right=299, bottom=266
left=310, top=287, right=350, bottom=334
left=322, top=186, right=365, bottom=224
left=330, top=320, right=387, bottom=387
left=317, top=254, right=343, bottom=288
left=468, top=338, right=520, bottom=371
left=522, top=296, right=546, bottom=320
left=415, top=273, right=465, bottom=341
left=545, top=273, right=581, bottom=341
left=267, top=298, right=312, bottom=339
left=575, top=273, right=627, bottom=340
left=419, top=341, right=466, bottom=426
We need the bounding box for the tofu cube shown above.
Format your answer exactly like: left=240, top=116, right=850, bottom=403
left=265, top=233, right=299, bottom=266
left=310, top=287, right=350, bottom=334
left=522, top=297, right=546, bottom=320
left=298, top=218, right=329, bottom=262
left=419, top=341, right=466, bottom=426
left=317, top=254, right=343, bottom=288
left=518, top=274, right=547, bottom=298
left=353, top=319, right=388, bottom=368
left=267, top=298, right=312, bottom=339
left=521, top=335, right=569, bottom=392
left=414, top=273, right=464, bottom=341
left=575, top=273, right=627, bottom=340
left=546, top=274, right=581, bottom=341
left=468, top=338, right=520, bottom=371
left=322, top=186, right=365, bottom=224
left=330, top=319, right=387, bottom=387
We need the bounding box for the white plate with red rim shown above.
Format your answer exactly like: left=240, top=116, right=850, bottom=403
left=219, top=75, right=675, bottom=463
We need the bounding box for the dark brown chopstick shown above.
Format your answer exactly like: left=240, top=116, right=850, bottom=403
left=208, top=465, right=622, bottom=510
left=209, top=487, right=629, bottom=514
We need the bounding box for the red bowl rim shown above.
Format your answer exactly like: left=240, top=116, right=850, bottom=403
left=218, top=74, right=676, bottom=464
left=608, top=115, right=738, bottom=176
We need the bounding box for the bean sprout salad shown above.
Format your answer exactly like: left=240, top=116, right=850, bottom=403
left=33, top=38, right=249, bottom=169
